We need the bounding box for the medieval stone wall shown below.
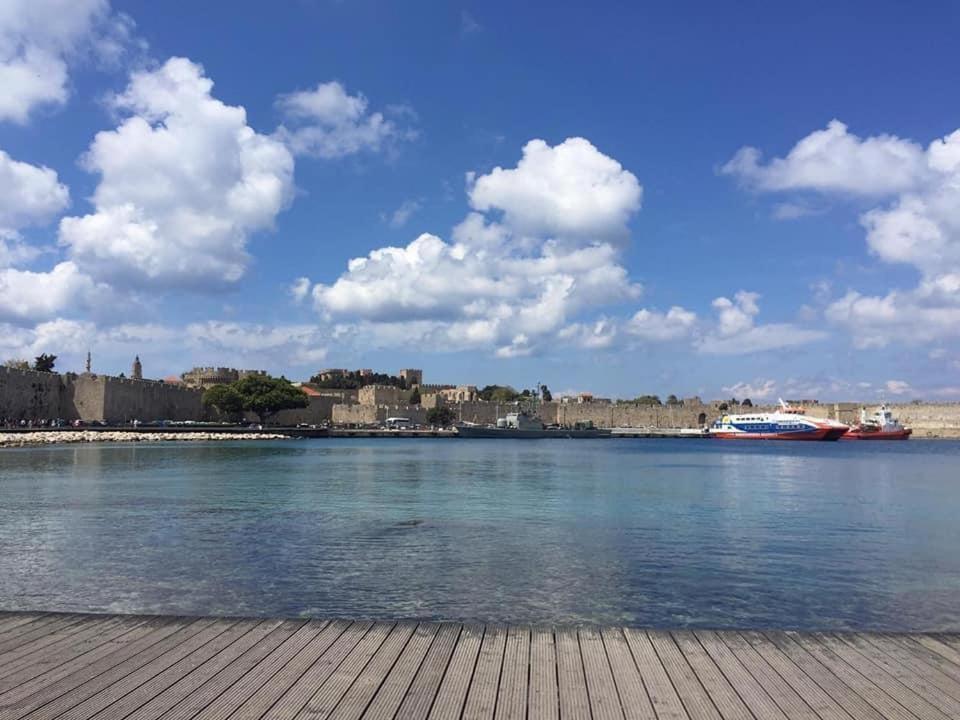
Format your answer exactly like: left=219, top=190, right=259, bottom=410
left=0, top=367, right=61, bottom=421
left=332, top=404, right=428, bottom=426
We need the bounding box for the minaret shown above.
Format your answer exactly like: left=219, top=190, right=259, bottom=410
left=85, top=351, right=91, bottom=374
left=132, top=355, right=142, bottom=380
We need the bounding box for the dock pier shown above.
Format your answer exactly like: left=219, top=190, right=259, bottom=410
left=1, top=612, right=957, bottom=720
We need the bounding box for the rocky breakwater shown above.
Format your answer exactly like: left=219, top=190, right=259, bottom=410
left=0, top=430, right=290, bottom=448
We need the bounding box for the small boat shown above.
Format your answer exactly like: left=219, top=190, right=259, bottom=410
left=708, top=399, right=849, bottom=441
left=841, top=405, right=912, bottom=440
left=456, top=411, right=610, bottom=439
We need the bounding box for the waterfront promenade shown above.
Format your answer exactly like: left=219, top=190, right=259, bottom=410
left=2, top=613, right=959, bottom=720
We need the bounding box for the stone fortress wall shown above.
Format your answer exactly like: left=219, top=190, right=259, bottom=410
left=0, top=367, right=202, bottom=424
left=5, top=365, right=960, bottom=435
left=0, top=367, right=62, bottom=421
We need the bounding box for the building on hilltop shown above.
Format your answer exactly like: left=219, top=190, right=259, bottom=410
left=181, top=367, right=267, bottom=388
left=399, top=368, right=423, bottom=387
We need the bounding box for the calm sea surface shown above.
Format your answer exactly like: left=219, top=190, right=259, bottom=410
left=1, top=438, right=959, bottom=630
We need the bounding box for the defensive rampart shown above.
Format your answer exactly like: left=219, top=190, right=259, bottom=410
left=0, top=367, right=61, bottom=421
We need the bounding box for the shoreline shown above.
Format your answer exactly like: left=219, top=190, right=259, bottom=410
left=0, top=430, right=291, bottom=448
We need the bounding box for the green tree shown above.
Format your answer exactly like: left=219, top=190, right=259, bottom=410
left=478, top=385, right=520, bottom=402
left=666, top=394, right=680, bottom=406
left=33, top=353, right=56, bottom=372
left=427, top=406, right=456, bottom=427
left=3, top=358, right=30, bottom=370
left=233, top=374, right=308, bottom=424
left=202, top=384, right=245, bottom=420
left=408, top=387, right=421, bottom=405
left=634, top=394, right=662, bottom=406
left=540, top=385, right=552, bottom=402
left=741, top=398, right=753, bottom=407
left=718, top=402, right=729, bottom=412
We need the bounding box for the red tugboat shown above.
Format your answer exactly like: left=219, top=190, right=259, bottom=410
left=841, top=405, right=912, bottom=440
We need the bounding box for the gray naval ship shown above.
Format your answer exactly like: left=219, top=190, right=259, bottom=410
left=455, top=410, right=611, bottom=439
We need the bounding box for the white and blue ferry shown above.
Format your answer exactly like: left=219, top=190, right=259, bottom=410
left=708, top=399, right=849, bottom=441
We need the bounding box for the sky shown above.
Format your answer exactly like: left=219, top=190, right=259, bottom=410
left=2, top=0, right=960, bottom=402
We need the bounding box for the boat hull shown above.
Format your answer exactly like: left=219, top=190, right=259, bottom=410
left=840, top=428, right=912, bottom=440
left=710, top=426, right=848, bottom=441
left=456, top=427, right=611, bottom=439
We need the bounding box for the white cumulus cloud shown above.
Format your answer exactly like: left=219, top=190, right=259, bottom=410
left=58, top=57, right=294, bottom=289
left=698, top=291, right=827, bottom=355
left=0, top=0, right=139, bottom=124
left=307, top=137, right=644, bottom=356
left=722, top=120, right=928, bottom=196
left=468, top=137, right=642, bottom=243
left=727, top=121, right=960, bottom=349
left=276, top=80, right=415, bottom=159
left=0, top=261, right=112, bottom=323
left=721, top=379, right=777, bottom=400
left=626, top=306, right=697, bottom=341
left=0, top=149, right=70, bottom=238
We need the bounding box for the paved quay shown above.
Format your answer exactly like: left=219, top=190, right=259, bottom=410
left=2, top=613, right=959, bottom=720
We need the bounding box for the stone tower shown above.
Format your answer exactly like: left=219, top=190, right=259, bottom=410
left=132, top=355, right=142, bottom=380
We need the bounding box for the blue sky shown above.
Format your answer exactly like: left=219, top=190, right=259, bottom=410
left=2, top=0, right=960, bottom=401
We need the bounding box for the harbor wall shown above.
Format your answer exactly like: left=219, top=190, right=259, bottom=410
left=0, top=367, right=62, bottom=421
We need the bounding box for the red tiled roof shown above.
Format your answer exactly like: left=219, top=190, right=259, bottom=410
left=300, top=385, right=322, bottom=396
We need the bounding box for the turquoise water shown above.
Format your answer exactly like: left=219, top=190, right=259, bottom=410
left=1, top=438, right=959, bottom=630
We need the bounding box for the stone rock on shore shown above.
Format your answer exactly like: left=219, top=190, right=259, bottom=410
left=0, top=431, right=290, bottom=448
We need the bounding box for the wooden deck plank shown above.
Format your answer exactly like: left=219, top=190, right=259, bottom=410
left=461, top=624, right=507, bottom=720
left=2, top=615, right=959, bottom=720
left=259, top=622, right=372, bottom=720
left=822, top=633, right=960, bottom=718
left=0, top=616, right=62, bottom=645
left=0, top=616, right=138, bottom=683
left=527, top=628, right=558, bottom=720
left=361, top=623, right=439, bottom=720
left=225, top=620, right=347, bottom=720
left=0, top=617, right=205, bottom=719
left=579, top=627, right=623, bottom=720
left=184, top=619, right=322, bottom=720
left=0, top=615, right=87, bottom=657
left=717, top=631, right=821, bottom=720
left=891, top=635, right=960, bottom=682
left=0, top=617, right=149, bottom=696
left=555, top=627, right=590, bottom=720
left=664, top=631, right=741, bottom=720
left=427, top=625, right=483, bottom=720
left=781, top=632, right=928, bottom=720
left=0, top=617, right=50, bottom=641
left=119, top=620, right=283, bottom=720
left=80, top=619, right=262, bottom=720
left=599, top=628, right=655, bottom=720
left=394, top=624, right=461, bottom=720
left=0, top=617, right=173, bottom=703
left=292, top=622, right=394, bottom=720
left=493, top=625, right=529, bottom=720
left=763, top=631, right=896, bottom=720
left=622, top=628, right=689, bottom=720
left=24, top=619, right=237, bottom=720
left=738, top=632, right=857, bottom=720
left=154, top=619, right=303, bottom=720
left=857, top=634, right=960, bottom=701
left=327, top=622, right=417, bottom=720
left=693, top=630, right=789, bottom=720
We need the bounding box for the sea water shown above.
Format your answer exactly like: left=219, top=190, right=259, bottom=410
left=1, top=438, right=958, bottom=630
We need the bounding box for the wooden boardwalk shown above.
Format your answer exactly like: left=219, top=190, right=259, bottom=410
left=1, top=613, right=959, bottom=720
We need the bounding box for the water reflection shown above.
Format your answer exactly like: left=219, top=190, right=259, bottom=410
left=1, top=439, right=959, bottom=629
